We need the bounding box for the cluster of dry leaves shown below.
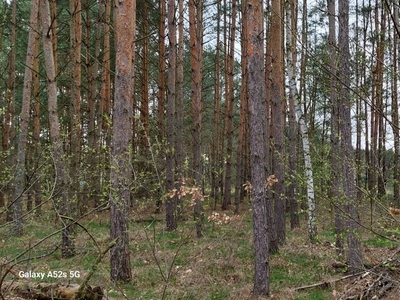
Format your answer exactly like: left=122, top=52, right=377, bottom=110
left=207, top=211, right=242, bottom=225
left=243, top=174, right=279, bottom=193
left=167, top=177, right=206, bottom=207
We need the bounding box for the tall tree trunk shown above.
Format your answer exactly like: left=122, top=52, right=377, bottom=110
left=32, top=22, right=41, bottom=215
left=211, top=0, right=222, bottom=209
left=328, top=0, right=344, bottom=255
left=50, top=0, right=57, bottom=73
left=222, top=0, right=237, bottom=210
left=157, top=0, right=166, bottom=140
left=375, top=4, right=386, bottom=200
left=287, top=0, right=316, bottom=240
left=156, top=0, right=166, bottom=213
left=338, top=0, right=363, bottom=272
left=263, top=1, right=278, bottom=255
left=235, top=1, right=249, bottom=214
left=285, top=0, right=300, bottom=230
left=13, top=0, right=39, bottom=236
left=98, top=0, right=111, bottom=207
left=354, top=0, right=363, bottom=205
left=189, top=0, right=203, bottom=237
left=139, top=0, right=150, bottom=155
left=0, top=4, right=5, bottom=211
left=270, top=0, right=285, bottom=245
left=166, top=0, right=177, bottom=231
left=176, top=0, right=184, bottom=219
left=69, top=0, right=82, bottom=215
left=4, top=0, right=16, bottom=223
left=362, top=0, right=372, bottom=224
left=40, top=0, right=75, bottom=258
left=86, top=0, right=102, bottom=207
left=109, top=0, right=136, bottom=283
left=368, top=3, right=380, bottom=205
left=392, top=2, right=400, bottom=207
left=246, top=0, right=270, bottom=295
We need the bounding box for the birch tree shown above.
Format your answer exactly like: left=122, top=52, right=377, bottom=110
left=286, top=0, right=316, bottom=242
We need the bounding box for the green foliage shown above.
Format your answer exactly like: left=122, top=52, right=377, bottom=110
left=364, top=237, right=397, bottom=248
left=295, top=290, right=332, bottom=300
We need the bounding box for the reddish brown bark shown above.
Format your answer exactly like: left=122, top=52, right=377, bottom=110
left=155, top=0, right=166, bottom=213
left=139, top=0, right=150, bottom=154
left=109, top=0, right=136, bottom=283
left=222, top=0, right=237, bottom=210
left=165, top=0, right=177, bottom=231
left=157, top=0, right=166, bottom=142
left=270, top=0, right=286, bottom=245
left=189, top=0, right=204, bottom=237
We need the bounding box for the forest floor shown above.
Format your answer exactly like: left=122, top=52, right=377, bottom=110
left=1, top=199, right=400, bottom=299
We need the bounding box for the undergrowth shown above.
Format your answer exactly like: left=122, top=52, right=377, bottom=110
left=1, top=201, right=399, bottom=300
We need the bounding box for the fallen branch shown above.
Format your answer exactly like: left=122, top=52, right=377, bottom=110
left=75, top=238, right=117, bottom=299
left=293, top=272, right=364, bottom=292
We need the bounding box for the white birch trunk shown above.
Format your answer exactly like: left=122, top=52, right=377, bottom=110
left=285, top=3, right=317, bottom=242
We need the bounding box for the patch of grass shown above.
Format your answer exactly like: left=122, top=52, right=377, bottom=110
left=271, top=251, right=332, bottom=288
left=295, top=290, right=333, bottom=300
left=320, top=227, right=336, bottom=241
left=364, top=237, right=397, bottom=248
left=2, top=204, right=394, bottom=300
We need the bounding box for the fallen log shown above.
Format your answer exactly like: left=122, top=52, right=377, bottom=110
left=2, top=281, right=103, bottom=300
left=0, top=236, right=116, bottom=300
